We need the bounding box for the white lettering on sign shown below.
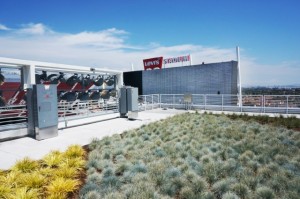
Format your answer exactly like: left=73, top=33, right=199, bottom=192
left=144, top=59, right=160, bottom=66
left=143, top=57, right=163, bottom=70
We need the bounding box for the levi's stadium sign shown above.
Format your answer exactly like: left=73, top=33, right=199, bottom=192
left=143, top=57, right=163, bottom=70
left=164, top=55, right=190, bottom=64
left=143, top=55, right=191, bottom=70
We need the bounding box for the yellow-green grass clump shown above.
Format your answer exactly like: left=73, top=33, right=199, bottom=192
left=0, top=144, right=86, bottom=199
left=81, top=112, right=300, bottom=199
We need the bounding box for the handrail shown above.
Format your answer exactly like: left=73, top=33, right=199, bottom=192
left=139, top=94, right=300, bottom=114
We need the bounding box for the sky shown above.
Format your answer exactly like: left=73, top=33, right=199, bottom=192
left=0, top=0, right=299, bottom=86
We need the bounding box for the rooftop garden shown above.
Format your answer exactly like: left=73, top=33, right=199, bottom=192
left=1, top=112, right=299, bottom=199
left=81, top=112, right=300, bottom=199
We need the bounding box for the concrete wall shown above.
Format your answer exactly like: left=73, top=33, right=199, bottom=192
left=142, top=61, right=238, bottom=95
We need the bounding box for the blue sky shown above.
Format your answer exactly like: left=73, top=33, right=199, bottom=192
left=0, top=0, right=300, bottom=86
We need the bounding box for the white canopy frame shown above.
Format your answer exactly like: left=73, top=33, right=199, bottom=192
left=0, top=57, right=123, bottom=90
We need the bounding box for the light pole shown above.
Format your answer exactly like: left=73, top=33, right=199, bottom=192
left=236, top=46, right=242, bottom=107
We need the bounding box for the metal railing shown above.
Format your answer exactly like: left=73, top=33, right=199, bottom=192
left=1, top=93, right=299, bottom=133
left=0, top=104, right=27, bottom=131
left=0, top=98, right=119, bottom=131
left=58, top=98, right=119, bottom=126
left=139, top=94, right=300, bottom=114
left=138, top=94, right=160, bottom=111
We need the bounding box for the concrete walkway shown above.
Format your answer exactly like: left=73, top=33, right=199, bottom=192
left=0, top=109, right=186, bottom=170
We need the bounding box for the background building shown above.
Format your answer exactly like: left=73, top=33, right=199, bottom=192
left=124, top=61, right=238, bottom=95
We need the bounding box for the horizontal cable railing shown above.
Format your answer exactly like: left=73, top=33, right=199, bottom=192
left=139, top=94, right=300, bottom=114
left=58, top=98, right=119, bottom=122
left=0, top=98, right=119, bottom=130
left=138, top=94, right=160, bottom=111
left=1, top=93, right=299, bottom=132
left=0, top=104, right=27, bottom=131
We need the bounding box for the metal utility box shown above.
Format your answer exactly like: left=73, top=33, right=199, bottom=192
left=119, top=86, right=138, bottom=119
left=27, top=84, right=58, bottom=140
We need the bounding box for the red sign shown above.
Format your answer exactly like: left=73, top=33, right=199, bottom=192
left=143, top=57, right=163, bottom=70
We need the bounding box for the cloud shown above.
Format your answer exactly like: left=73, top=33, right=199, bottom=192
left=240, top=58, right=300, bottom=86
left=0, top=24, right=10, bottom=31
left=0, top=23, right=299, bottom=86
left=59, top=28, right=130, bottom=49
left=17, top=23, right=53, bottom=35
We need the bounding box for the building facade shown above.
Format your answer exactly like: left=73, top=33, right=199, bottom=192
left=124, top=61, right=238, bottom=95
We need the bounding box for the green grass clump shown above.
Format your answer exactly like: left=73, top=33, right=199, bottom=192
left=18, top=172, right=46, bottom=188
left=64, top=144, right=86, bottom=158
left=0, top=184, right=11, bottom=198
left=255, top=186, right=275, bottom=199
left=11, top=157, right=39, bottom=172
left=222, top=191, right=239, bottom=199
left=53, top=166, right=79, bottom=179
left=84, top=190, right=101, bottom=199
left=0, top=144, right=86, bottom=199
left=79, top=182, right=100, bottom=198
left=43, top=150, right=63, bottom=168
left=82, top=112, right=300, bottom=198
left=8, top=187, right=41, bottom=199
left=231, top=183, right=249, bottom=198
left=212, top=178, right=236, bottom=198
left=226, top=113, right=300, bottom=131
left=46, top=177, right=79, bottom=198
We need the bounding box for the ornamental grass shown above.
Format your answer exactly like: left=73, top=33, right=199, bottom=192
left=81, top=112, right=300, bottom=199
left=0, top=144, right=86, bottom=199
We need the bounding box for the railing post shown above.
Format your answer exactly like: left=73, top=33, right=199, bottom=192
left=240, top=95, right=243, bottom=113
left=147, top=96, right=149, bottom=110
left=159, top=94, right=162, bottom=109
left=87, top=101, right=89, bottom=117
left=221, top=95, right=223, bottom=111
left=152, top=95, right=154, bottom=110
left=173, top=95, right=175, bottom=109
left=144, top=96, right=146, bottom=111
left=263, top=95, right=266, bottom=113
left=286, top=96, right=289, bottom=114
left=105, top=101, right=107, bottom=112
left=261, top=95, right=263, bottom=113
left=64, top=102, right=67, bottom=128
left=204, top=94, right=207, bottom=110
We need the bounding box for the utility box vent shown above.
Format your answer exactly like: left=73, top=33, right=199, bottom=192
left=119, top=86, right=138, bottom=119
left=27, top=84, right=58, bottom=140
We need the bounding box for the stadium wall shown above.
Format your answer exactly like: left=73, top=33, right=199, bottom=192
left=123, top=61, right=238, bottom=95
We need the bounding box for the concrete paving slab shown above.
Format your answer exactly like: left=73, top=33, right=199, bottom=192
left=0, top=151, right=23, bottom=169
left=0, top=109, right=186, bottom=170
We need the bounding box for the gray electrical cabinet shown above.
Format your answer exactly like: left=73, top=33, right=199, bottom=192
left=119, top=87, right=128, bottom=116
left=119, top=86, right=138, bottom=119
left=27, top=84, right=58, bottom=140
